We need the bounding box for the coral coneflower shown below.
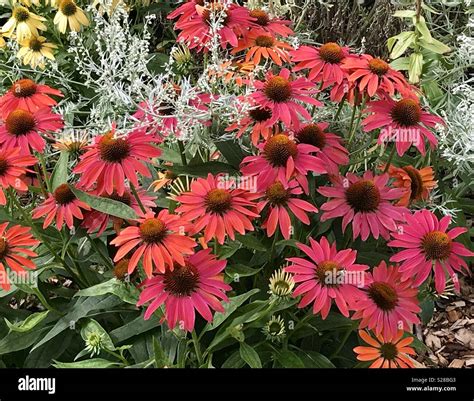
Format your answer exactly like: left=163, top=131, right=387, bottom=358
left=257, top=180, right=317, bottom=240
left=32, top=183, right=91, bottom=230
left=252, top=68, right=322, bottom=129
left=294, top=122, right=349, bottom=174
left=362, top=96, right=445, bottom=156
left=248, top=8, right=293, bottom=37
left=17, top=36, right=57, bottom=70
left=54, top=0, right=89, bottom=33
left=0, top=222, right=39, bottom=290
left=385, top=164, right=436, bottom=206
left=354, top=330, right=416, bottom=368
left=167, top=0, right=204, bottom=25
left=0, top=79, right=62, bottom=117
left=175, top=173, right=259, bottom=245
left=318, top=171, right=406, bottom=241
left=389, top=209, right=474, bottom=293
left=1, top=6, right=46, bottom=42
left=231, top=29, right=293, bottom=66
left=0, top=147, right=36, bottom=205
left=240, top=133, right=327, bottom=193
left=291, top=43, right=350, bottom=88
left=342, top=54, right=410, bottom=97
left=0, top=108, right=63, bottom=154
left=150, top=169, right=178, bottom=192
left=137, top=249, right=231, bottom=331
left=110, top=210, right=196, bottom=277
left=82, top=187, right=156, bottom=236
left=352, top=261, right=420, bottom=340
left=285, top=236, right=368, bottom=319
left=73, top=125, right=161, bottom=196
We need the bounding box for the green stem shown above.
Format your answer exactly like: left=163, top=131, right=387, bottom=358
left=36, top=152, right=51, bottom=193
left=383, top=146, right=397, bottom=173
left=86, top=234, right=113, bottom=269
left=330, top=324, right=355, bottom=359
left=33, top=164, right=48, bottom=197
left=105, top=349, right=129, bottom=366
left=191, top=330, right=203, bottom=367
left=177, top=140, right=187, bottom=166
left=334, top=95, right=347, bottom=121
left=129, top=182, right=146, bottom=214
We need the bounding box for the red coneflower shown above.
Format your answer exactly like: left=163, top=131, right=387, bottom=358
left=385, top=164, right=437, bottom=207
left=175, top=173, right=259, bottom=245
left=291, top=42, right=350, bottom=88
left=362, top=95, right=445, bottom=156
left=352, top=261, right=420, bottom=340
left=252, top=68, right=322, bottom=130
left=137, top=248, right=231, bottom=331
left=247, top=8, right=293, bottom=37
left=110, top=210, right=196, bottom=277
left=0, top=78, right=63, bottom=117
left=73, top=125, right=161, bottom=196
left=240, top=133, right=327, bottom=193
left=0, top=147, right=36, bottom=205
left=32, top=183, right=91, bottom=230
left=167, top=0, right=203, bottom=25
left=389, top=209, right=473, bottom=293
left=354, top=330, right=416, bottom=368
left=0, top=108, right=63, bottom=154
left=318, top=171, right=407, bottom=241
left=294, top=122, right=349, bottom=174
left=0, top=222, right=39, bottom=290
left=285, top=236, right=368, bottom=319
left=257, top=180, right=317, bottom=239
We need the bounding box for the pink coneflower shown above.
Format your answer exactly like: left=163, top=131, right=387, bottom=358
left=73, top=125, right=161, bottom=196
left=291, top=42, right=350, bottom=88
left=175, top=173, right=259, bottom=245
left=318, top=171, right=406, bottom=241
left=354, top=330, right=415, bottom=368
left=137, top=249, right=231, bottom=331
left=342, top=54, right=410, bottom=97
left=247, top=8, right=293, bottom=37
left=0, top=108, right=63, bottom=154
left=285, top=236, right=368, bottom=319
left=329, top=78, right=359, bottom=104
left=81, top=187, right=156, bottom=236
left=389, top=209, right=474, bottom=293
left=362, top=96, right=444, bottom=156
left=352, top=261, right=420, bottom=340
left=175, top=2, right=255, bottom=52
left=0, top=222, right=39, bottom=290
left=110, top=210, right=196, bottom=277
left=0, top=79, right=63, bottom=117
left=257, top=180, right=317, bottom=239
left=294, top=122, right=349, bottom=174
left=0, top=147, right=36, bottom=205
left=251, top=68, right=322, bottom=129
left=32, top=183, right=91, bottom=230
left=167, top=0, right=203, bottom=25
left=240, top=133, right=327, bottom=193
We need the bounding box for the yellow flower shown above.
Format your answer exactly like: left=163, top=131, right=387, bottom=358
left=18, top=35, right=57, bottom=69
left=54, top=0, right=89, bottom=33
left=1, top=6, right=47, bottom=42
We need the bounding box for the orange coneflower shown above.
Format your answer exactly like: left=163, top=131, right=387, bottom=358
left=354, top=330, right=416, bottom=368
left=385, top=164, right=437, bottom=206
left=231, top=29, right=293, bottom=66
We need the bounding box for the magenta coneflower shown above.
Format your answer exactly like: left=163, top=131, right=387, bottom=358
left=240, top=133, right=327, bottom=193
left=0, top=78, right=63, bottom=117
left=137, top=249, right=231, bottom=331
left=73, top=125, right=161, bottom=196
left=362, top=95, right=444, bottom=156
left=175, top=173, right=259, bottom=245
left=251, top=68, right=322, bottom=129
left=110, top=210, right=196, bottom=277
left=285, top=236, right=368, bottom=319
left=389, top=209, right=473, bottom=293
left=318, top=171, right=406, bottom=241
left=352, top=261, right=420, bottom=341
left=0, top=108, right=63, bottom=154
left=294, top=122, right=349, bottom=174
left=32, top=183, right=91, bottom=230
left=257, top=180, right=317, bottom=239
left=247, top=8, right=293, bottom=37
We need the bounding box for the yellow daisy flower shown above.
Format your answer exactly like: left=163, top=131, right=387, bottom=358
left=54, top=0, right=89, bottom=33
left=1, top=6, right=47, bottom=42
left=18, top=35, right=57, bottom=69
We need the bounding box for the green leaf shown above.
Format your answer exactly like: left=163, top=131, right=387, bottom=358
left=25, top=330, right=73, bottom=368
left=5, top=311, right=49, bottom=333
left=51, top=151, right=69, bottom=191
left=75, top=279, right=139, bottom=305
left=235, top=234, right=266, bottom=251
left=214, top=140, right=247, bottom=168
left=153, top=337, right=170, bottom=368
left=53, top=358, right=120, bottom=368
left=420, top=298, right=434, bottom=325
left=298, top=351, right=336, bottom=368
left=390, top=56, right=410, bottom=71
left=415, top=17, right=433, bottom=42
left=239, top=342, right=262, bottom=368
left=71, top=187, right=138, bottom=220
left=0, top=326, right=49, bottom=355
left=80, top=319, right=115, bottom=351
left=418, top=38, right=451, bottom=54
left=110, top=313, right=162, bottom=344
left=157, top=147, right=183, bottom=164
left=389, top=31, right=416, bottom=59
left=275, top=350, right=305, bottom=368
left=408, top=52, right=424, bottom=83
left=225, top=264, right=262, bottom=279
left=393, top=10, right=416, bottom=18
left=171, top=161, right=238, bottom=177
